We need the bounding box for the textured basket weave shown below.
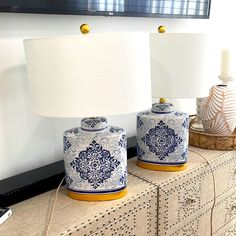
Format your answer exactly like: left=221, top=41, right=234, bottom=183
left=189, top=117, right=236, bottom=150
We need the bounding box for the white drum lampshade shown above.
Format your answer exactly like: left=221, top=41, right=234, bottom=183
left=150, top=33, right=210, bottom=130
left=24, top=33, right=151, bottom=117
left=136, top=33, right=209, bottom=172
left=24, top=32, right=152, bottom=201
left=150, top=33, right=209, bottom=98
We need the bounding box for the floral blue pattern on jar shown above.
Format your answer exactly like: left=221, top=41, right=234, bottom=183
left=64, top=117, right=127, bottom=194
left=137, top=103, right=189, bottom=165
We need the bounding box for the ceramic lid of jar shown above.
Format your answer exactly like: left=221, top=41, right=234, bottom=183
left=151, top=103, right=173, bottom=114
left=81, top=117, right=108, bottom=131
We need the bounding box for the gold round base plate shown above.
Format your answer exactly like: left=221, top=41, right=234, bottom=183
left=137, top=159, right=187, bottom=172
left=67, top=188, right=127, bottom=201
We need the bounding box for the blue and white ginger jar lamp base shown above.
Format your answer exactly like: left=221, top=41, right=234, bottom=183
left=64, top=117, right=127, bottom=201
left=136, top=102, right=189, bottom=172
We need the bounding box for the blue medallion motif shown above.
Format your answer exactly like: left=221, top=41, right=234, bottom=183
left=119, top=134, right=127, bottom=149
left=64, top=137, right=71, bottom=152
left=70, top=140, right=120, bottom=189
left=137, top=116, right=144, bottom=129
left=142, top=120, right=183, bottom=161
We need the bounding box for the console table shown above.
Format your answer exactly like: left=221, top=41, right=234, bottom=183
left=1, top=147, right=236, bottom=236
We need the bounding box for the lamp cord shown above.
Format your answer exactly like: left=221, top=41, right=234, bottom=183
left=189, top=148, right=216, bottom=236
left=44, top=177, right=65, bottom=236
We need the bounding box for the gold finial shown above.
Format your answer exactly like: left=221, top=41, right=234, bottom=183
left=159, top=98, right=166, bottom=103
left=80, top=24, right=90, bottom=34
left=158, top=25, right=166, bottom=33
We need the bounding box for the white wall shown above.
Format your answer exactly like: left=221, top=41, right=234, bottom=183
left=0, top=1, right=235, bottom=179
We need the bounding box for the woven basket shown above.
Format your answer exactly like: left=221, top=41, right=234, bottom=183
left=189, top=117, right=236, bottom=150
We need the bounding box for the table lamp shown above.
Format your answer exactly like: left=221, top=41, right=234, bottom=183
left=137, top=30, right=209, bottom=171
left=24, top=31, right=152, bottom=201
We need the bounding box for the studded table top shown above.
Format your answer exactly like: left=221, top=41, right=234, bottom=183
left=0, top=174, right=156, bottom=236
left=1, top=147, right=235, bottom=236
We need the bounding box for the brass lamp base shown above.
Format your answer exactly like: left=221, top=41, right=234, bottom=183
left=67, top=188, right=127, bottom=201
left=137, top=159, right=187, bottom=172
